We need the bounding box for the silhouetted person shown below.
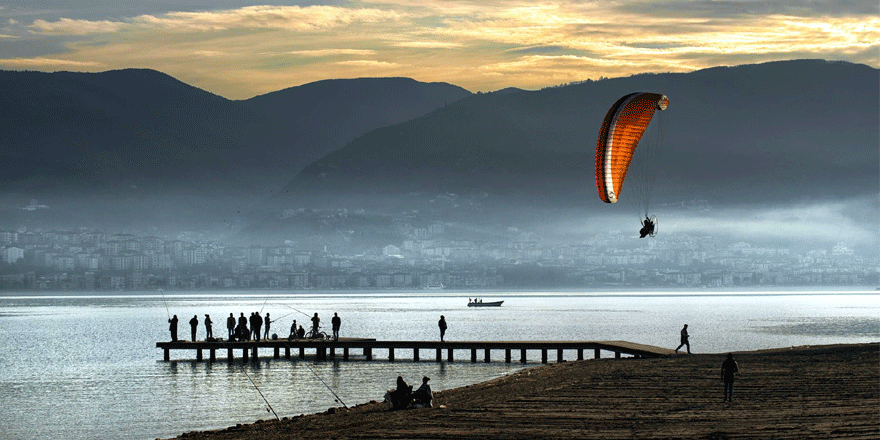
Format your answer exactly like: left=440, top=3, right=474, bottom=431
left=391, top=376, right=412, bottom=410
left=721, top=353, right=739, bottom=402
left=169, top=315, right=178, bottom=341
left=675, top=324, right=690, bottom=354
left=639, top=216, right=655, bottom=238
left=253, top=312, right=263, bottom=342
left=189, top=315, right=199, bottom=341
left=412, top=376, right=433, bottom=408
left=438, top=315, right=447, bottom=342
left=227, top=313, right=235, bottom=339
left=289, top=319, right=298, bottom=340
left=311, top=313, right=320, bottom=336
left=331, top=312, right=341, bottom=340
left=204, top=314, right=213, bottom=339
left=238, top=312, right=247, bottom=330
left=263, top=313, right=271, bottom=340
left=297, top=325, right=305, bottom=339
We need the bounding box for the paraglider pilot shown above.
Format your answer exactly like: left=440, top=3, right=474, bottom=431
left=639, top=216, right=655, bottom=238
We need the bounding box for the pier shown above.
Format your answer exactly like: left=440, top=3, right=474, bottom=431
left=156, top=338, right=675, bottom=363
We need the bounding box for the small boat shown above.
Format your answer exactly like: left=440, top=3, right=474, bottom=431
left=468, top=300, right=503, bottom=307
left=426, top=283, right=445, bottom=290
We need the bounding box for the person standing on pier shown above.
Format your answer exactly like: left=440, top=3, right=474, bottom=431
left=227, top=313, right=235, bottom=339
left=253, top=312, right=263, bottom=342
left=204, top=314, right=213, bottom=340
left=263, top=313, right=271, bottom=340
left=189, top=315, right=199, bottom=341
left=331, top=312, right=341, bottom=341
left=438, top=315, right=447, bottom=342
left=289, top=319, right=298, bottom=340
left=675, top=324, right=691, bottom=354
left=311, top=313, right=320, bottom=336
left=721, top=353, right=739, bottom=402
left=169, top=315, right=178, bottom=341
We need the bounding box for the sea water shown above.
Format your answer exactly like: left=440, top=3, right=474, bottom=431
left=1, top=288, right=877, bottom=440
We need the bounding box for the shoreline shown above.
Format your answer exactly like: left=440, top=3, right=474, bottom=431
left=167, top=342, right=879, bottom=439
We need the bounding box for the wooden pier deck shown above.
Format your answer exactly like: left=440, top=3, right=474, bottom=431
left=156, top=338, right=675, bottom=363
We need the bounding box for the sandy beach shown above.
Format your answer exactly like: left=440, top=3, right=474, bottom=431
left=168, top=343, right=878, bottom=439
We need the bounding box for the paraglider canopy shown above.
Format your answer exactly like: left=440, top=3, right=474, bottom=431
left=594, top=93, right=668, bottom=204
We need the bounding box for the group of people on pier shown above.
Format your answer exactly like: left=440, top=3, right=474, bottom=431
left=167, top=311, right=342, bottom=342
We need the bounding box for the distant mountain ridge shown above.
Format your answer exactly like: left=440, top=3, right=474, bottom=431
left=273, top=60, right=878, bottom=213
left=0, top=69, right=471, bottom=230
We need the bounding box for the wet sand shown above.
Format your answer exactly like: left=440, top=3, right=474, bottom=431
left=169, top=343, right=879, bottom=439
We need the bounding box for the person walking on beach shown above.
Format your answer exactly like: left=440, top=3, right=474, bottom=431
left=189, top=315, right=199, bottom=341
left=438, top=315, right=447, bottom=342
left=169, top=315, right=179, bottom=341
left=675, top=324, right=690, bottom=354
left=331, top=312, right=341, bottom=341
left=263, top=313, right=271, bottom=340
left=204, top=314, right=213, bottom=339
left=721, top=353, right=739, bottom=402
left=227, top=313, right=235, bottom=339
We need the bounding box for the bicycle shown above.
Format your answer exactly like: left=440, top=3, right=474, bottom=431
left=306, top=326, right=329, bottom=340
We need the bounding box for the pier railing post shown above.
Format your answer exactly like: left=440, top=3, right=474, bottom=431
left=594, top=348, right=600, bottom=359
left=520, top=348, right=527, bottom=363
left=505, top=349, right=511, bottom=363
left=197, top=348, right=203, bottom=361
left=541, top=349, right=547, bottom=364
left=484, top=348, right=490, bottom=363
left=615, top=351, right=621, bottom=359
left=285, top=347, right=290, bottom=359
left=299, top=347, right=305, bottom=359
left=242, top=348, right=249, bottom=361
left=365, top=347, right=372, bottom=361
left=228, top=347, right=233, bottom=360
left=164, top=347, right=169, bottom=361
left=557, top=349, right=563, bottom=363
left=436, top=348, right=442, bottom=362
left=577, top=349, right=583, bottom=360
left=209, top=348, right=216, bottom=362
left=413, top=348, right=419, bottom=362
left=274, top=346, right=280, bottom=359
left=471, top=348, right=477, bottom=363
left=343, top=347, right=349, bottom=361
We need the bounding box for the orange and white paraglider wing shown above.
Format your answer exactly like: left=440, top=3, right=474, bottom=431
left=595, top=93, right=668, bottom=203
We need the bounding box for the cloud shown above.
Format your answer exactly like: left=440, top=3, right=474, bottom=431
left=31, top=18, right=126, bottom=35
left=29, top=5, right=404, bottom=35
left=393, top=41, right=462, bottom=49
left=0, top=57, right=103, bottom=68
left=287, top=49, right=378, bottom=57
left=335, top=60, right=401, bottom=68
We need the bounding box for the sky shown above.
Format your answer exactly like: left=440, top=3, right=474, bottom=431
left=1, top=1, right=877, bottom=99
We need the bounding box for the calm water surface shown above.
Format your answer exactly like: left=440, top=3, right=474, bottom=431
left=1, top=289, right=877, bottom=440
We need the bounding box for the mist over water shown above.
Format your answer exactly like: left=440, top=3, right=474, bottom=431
left=0, top=289, right=877, bottom=440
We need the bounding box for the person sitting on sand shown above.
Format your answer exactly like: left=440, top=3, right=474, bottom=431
left=390, top=376, right=413, bottom=410
left=411, top=376, right=433, bottom=408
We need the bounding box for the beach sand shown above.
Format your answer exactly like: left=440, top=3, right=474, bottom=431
left=169, top=343, right=878, bottom=439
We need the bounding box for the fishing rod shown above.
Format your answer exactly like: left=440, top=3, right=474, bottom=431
left=282, top=304, right=311, bottom=319
left=303, top=359, right=349, bottom=409
left=158, top=288, right=170, bottom=320
left=281, top=341, right=348, bottom=409
left=259, top=292, right=272, bottom=314
left=241, top=366, right=280, bottom=420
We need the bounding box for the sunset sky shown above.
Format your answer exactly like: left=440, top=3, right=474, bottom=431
left=1, top=1, right=877, bottom=99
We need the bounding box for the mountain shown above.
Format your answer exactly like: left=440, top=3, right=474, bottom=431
left=251, top=60, right=877, bottom=245
left=0, top=70, right=471, bottom=232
